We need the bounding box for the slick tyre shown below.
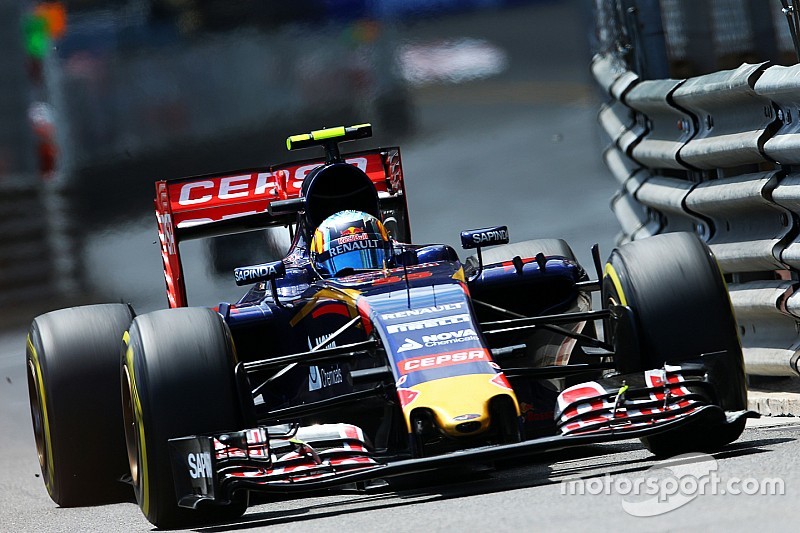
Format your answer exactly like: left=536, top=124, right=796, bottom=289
left=602, top=232, right=747, bottom=456
left=26, top=303, right=135, bottom=506
left=122, top=307, right=248, bottom=529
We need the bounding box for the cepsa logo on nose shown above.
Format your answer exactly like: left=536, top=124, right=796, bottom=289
left=176, top=158, right=369, bottom=206
left=400, top=349, right=489, bottom=374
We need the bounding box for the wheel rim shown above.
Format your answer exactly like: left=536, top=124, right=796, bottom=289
left=26, top=359, right=48, bottom=477
left=121, top=365, right=140, bottom=488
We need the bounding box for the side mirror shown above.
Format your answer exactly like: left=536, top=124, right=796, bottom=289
left=460, top=226, right=509, bottom=249
left=234, top=260, right=286, bottom=287
left=234, top=260, right=288, bottom=308
left=268, top=197, right=305, bottom=216
left=460, top=226, right=509, bottom=281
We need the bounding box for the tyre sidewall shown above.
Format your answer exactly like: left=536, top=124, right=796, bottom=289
left=26, top=304, right=135, bottom=506
left=124, top=307, right=245, bottom=528
left=604, top=233, right=745, bottom=412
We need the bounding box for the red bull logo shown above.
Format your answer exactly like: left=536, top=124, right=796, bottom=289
left=338, top=226, right=368, bottom=243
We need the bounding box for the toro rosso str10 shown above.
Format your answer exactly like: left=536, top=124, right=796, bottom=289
left=26, top=124, right=754, bottom=528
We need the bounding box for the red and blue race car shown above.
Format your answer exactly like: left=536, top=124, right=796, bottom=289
left=26, top=124, right=753, bottom=528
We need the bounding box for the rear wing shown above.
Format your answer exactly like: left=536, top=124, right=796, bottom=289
left=155, top=147, right=409, bottom=307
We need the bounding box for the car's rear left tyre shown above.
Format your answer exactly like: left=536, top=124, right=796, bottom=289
left=122, top=307, right=248, bottom=529
left=26, top=303, right=135, bottom=506
left=468, top=238, right=595, bottom=405
left=603, top=232, right=747, bottom=456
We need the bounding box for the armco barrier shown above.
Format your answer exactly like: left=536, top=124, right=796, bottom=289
left=593, top=55, right=800, bottom=377
left=672, top=62, right=776, bottom=169
left=624, top=78, right=692, bottom=170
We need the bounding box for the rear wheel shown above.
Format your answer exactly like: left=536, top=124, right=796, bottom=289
left=469, top=239, right=595, bottom=437
left=26, top=303, right=135, bottom=506
left=490, top=395, right=522, bottom=445
left=122, top=307, right=248, bottom=528
left=603, top=232, right=747, bottom=456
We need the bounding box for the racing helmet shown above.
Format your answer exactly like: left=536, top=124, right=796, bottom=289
left=310, top=210, right=392, bottom=277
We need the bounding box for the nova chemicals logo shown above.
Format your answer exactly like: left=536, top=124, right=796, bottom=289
left=308, top=366, right=322, bottom=391
left=308, top=365, right=343, bottom=391
left=422, top=328, right=478, bottom=347
left=397, top=338, right=423, bottom=353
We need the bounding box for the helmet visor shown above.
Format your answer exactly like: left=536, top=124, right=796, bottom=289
left=315, top=234, right=391, bottom=275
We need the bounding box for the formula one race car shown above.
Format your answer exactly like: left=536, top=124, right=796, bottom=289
left=26, top=124, right=753, bottom=528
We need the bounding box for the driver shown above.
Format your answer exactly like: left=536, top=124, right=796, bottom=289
left=310, top=210, right=393, bottom=277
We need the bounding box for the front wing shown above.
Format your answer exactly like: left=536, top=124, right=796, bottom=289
left=169, top=365, right=756, bottom=509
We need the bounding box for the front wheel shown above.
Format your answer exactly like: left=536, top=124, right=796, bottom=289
left=603, top=232, right=747, bottom=456
left=122, top=307, right=248, bottom=528
left=26, top=303, right=135, bottom=506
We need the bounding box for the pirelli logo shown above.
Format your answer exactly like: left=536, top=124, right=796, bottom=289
left=399, top=349, right=490, bottom=374
left=386, top=313, right=471, bottom=334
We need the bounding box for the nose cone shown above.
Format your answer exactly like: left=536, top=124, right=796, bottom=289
left=402, top=373, right=519, bottom=437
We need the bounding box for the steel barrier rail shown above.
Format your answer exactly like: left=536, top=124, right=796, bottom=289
left=772, top=173, right=800, bottom=270
left=728, top=281, right=800, bottom=376
left=591, top=54, right=639, bottom=100
left=622, top=78, right=694, bottom=169
left=610, top=174, right=654, bottom=244
left=604, top=145, right=658, bottom=244
left=754, top=64, right=800, bottom=165
left=684, top=171, right=792, bottom=273
left=672, top=62, right=776, bottom=169
left=592, top=53, right=800, bottom=377
left=603, top=145, right=642, bottom=187
left=635, top=175, right=699, bottom=236
left=598, top=101, right=641, bottom=155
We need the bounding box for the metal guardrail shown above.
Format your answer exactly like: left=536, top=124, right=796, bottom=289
left=594, top=54, right=800, bottom=377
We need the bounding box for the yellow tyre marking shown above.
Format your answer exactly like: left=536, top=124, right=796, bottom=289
left=123, top=331, right=150, bottom=517
left=26, top=335, right=55, bottom=495
left=604, top=263, right=627, bottom=306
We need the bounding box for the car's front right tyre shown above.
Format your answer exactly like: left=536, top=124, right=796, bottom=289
left=122, top=307, right=248, bottom=528
left=603, top=232, right=748, bottom=456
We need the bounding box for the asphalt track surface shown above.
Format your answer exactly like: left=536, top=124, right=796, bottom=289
left=1, top=2, right=797, bottom=532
